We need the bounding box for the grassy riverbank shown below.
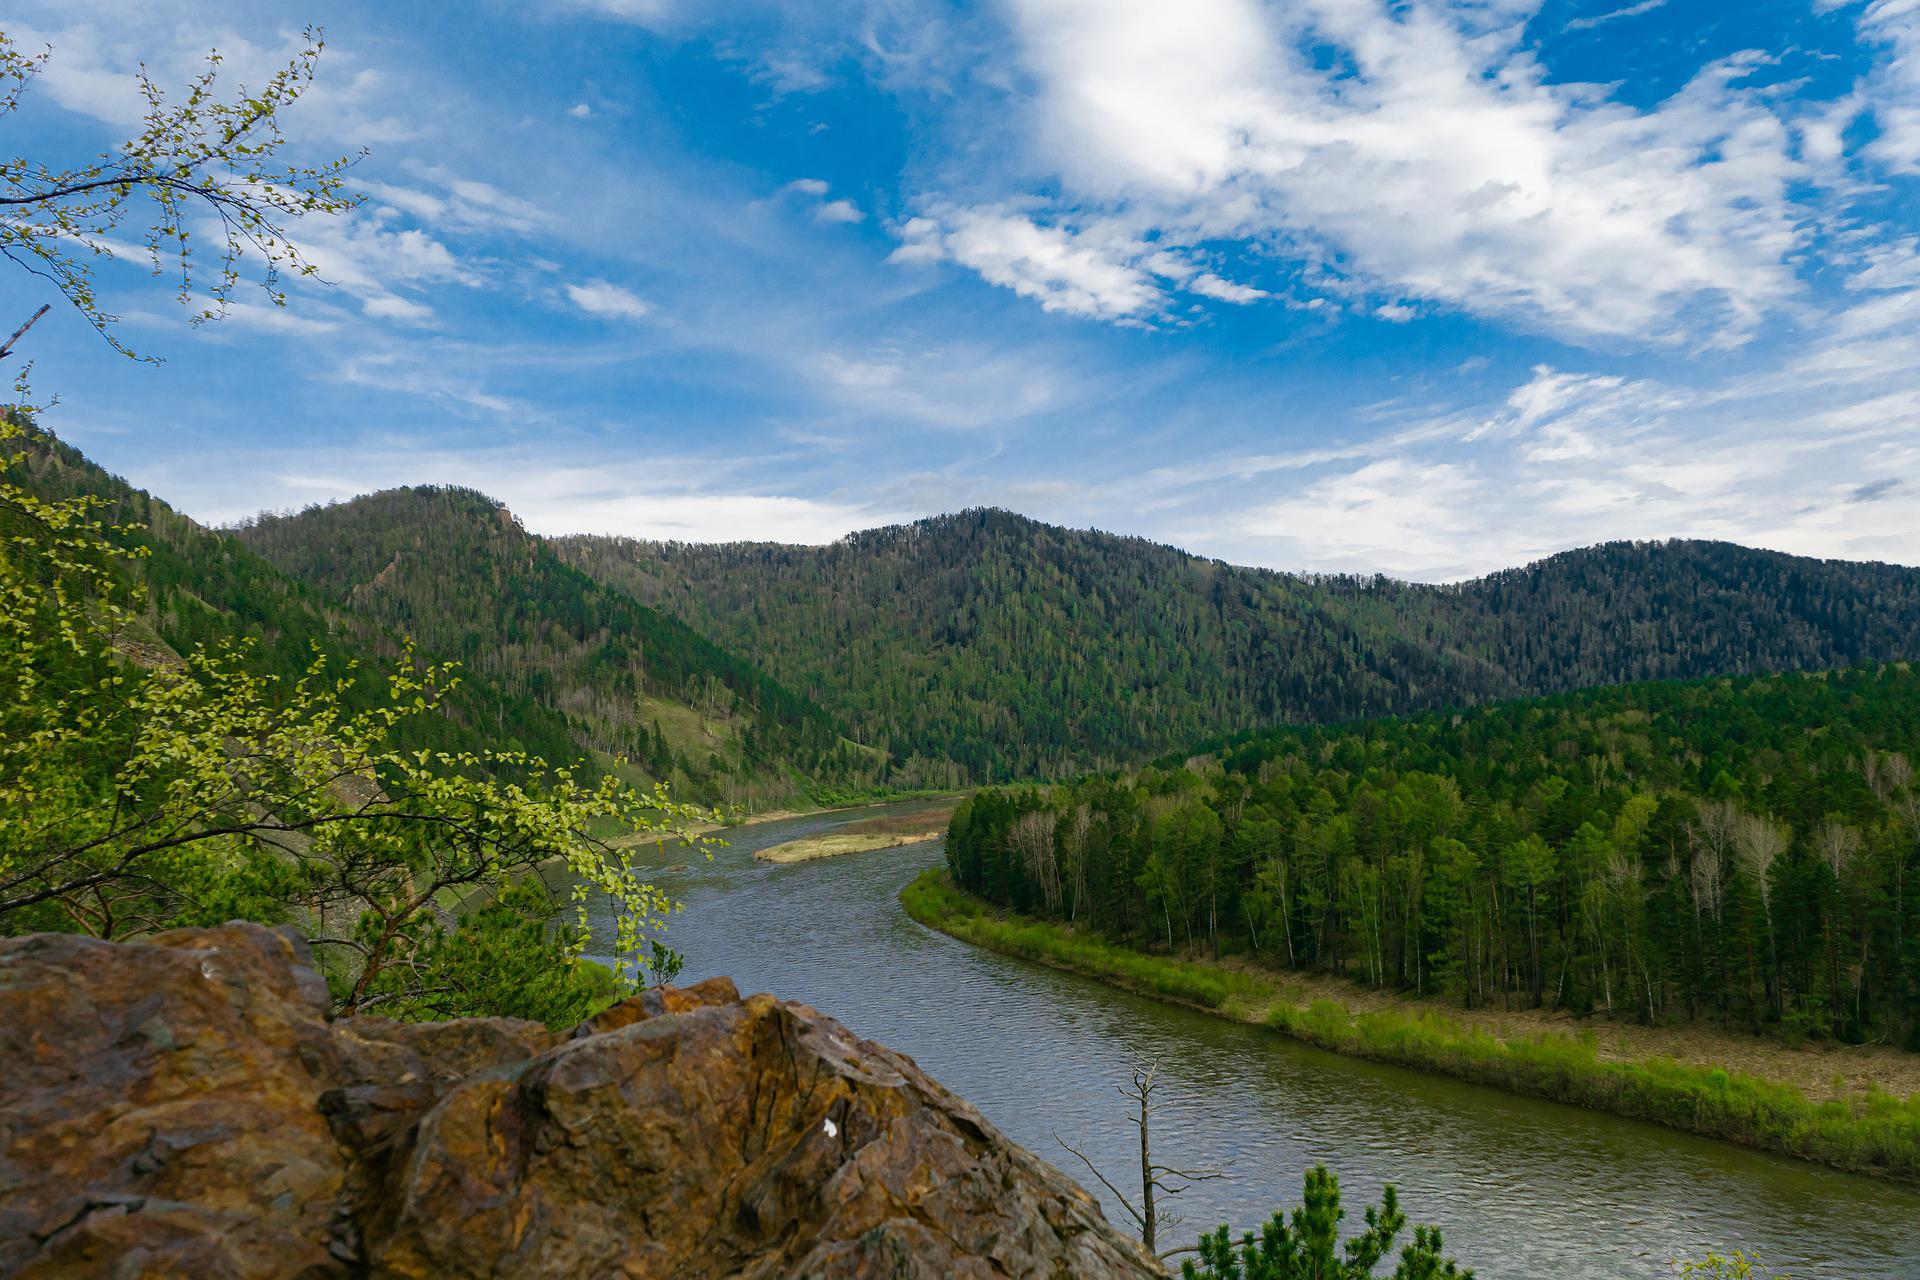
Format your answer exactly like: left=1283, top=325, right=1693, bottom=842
left=900, top=870, right=1920, bottom=1182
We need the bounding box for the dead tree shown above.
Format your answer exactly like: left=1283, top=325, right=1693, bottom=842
left=1055, top=1058, right=1226, bottom=1257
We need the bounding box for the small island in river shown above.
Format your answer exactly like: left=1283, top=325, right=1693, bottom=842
left=756, top=802, right=959, bottom=864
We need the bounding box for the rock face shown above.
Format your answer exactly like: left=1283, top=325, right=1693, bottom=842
left=0, top=924, right=1162, bottom=1278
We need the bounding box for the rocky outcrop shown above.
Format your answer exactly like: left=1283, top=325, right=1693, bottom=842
left=0, top=924, right=1161, bottom=1278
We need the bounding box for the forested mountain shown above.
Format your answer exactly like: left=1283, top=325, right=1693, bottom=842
left=233, top=488, right=877, bottom=806
left=563, top=510, right=1487, bottom=784
left=1348, top=539, right=1920, bottom=694
left=557, top=510, right=1920, bottom=784
left=10, top=438, right=872, bottom=807
left=6, top=434, right=584, bottom=769
left=950, top=664, right=1920, bottom=1045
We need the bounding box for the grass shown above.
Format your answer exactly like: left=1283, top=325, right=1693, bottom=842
left=900, top=870, right=1920, bottom=1183
left=635, top=692, right=737, bottom=754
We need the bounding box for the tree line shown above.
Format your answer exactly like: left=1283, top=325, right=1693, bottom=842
left=949, top=665, right=1920, bottom=1044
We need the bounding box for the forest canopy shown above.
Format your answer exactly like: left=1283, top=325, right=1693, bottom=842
left=948, top=664, right=1920, bottom=1045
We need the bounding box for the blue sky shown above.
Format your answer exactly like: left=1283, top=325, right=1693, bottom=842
left=8, top=0, right=1919, bottom=579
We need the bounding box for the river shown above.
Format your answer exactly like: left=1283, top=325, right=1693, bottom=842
left=585, top=801, right=1920, bottom=1278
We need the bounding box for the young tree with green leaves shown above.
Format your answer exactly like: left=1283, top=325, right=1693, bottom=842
left=0, top=406, right=712, bottom=1022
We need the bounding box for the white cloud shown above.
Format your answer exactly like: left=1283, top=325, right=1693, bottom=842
left=362, top=294, right=437, bottom=325
left=9, top=22, right=145, bottom=125
left=361, top=167, right=551, bottom=235
left=272, top=212, right=477, bottom=295
left=565, top=279, right=652, bottom=319
left=781, top=178, right=864, bottom=223
left=750, top=51, right=835, bottom=94
left=891, top=206, right=1162, bottom=318
left=1848, top=237, right=1920, bottom=291
left=259, top=212, right=477, bottom=326
left=814, top=340, right=1083, bottom=427
left=147, top=202, right=476, bottom=330
left=12, top=18, right=413, bottom=143
left=548, top=0, right=678, bottom=28
left=1858, top=0, right=1920, bottom=172
left=1172, top=313, right=1920, bottom=577
left=221, top=300, right=348, bottom=336
left=337, top=353, right=517, bottom=415
left=517, top=491, right=891, bottom=542
left=816, top=198, right=865, bottom=224
left=170, top=439, right=909, bottom=546
left=124, top=296, right=350, bottom=339
left=1233, top=459, right=1496, bottom=577
left=1564, top=0, right=1672, bottom=32
left=1189, top=274, right=1269, bottom=303
left=8, top=13, right=548, bottom=342
left=568, top=102, right=594, bottom=118
left=898, top=0, right=1817, bottom=344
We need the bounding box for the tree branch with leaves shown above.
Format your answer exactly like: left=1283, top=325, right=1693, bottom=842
left=0, top=26, right=704, bottom=1029
left=0, top=25, right=361, bottom=358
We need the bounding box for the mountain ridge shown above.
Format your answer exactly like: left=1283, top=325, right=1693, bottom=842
left=556, top=510, right=1920, bottom=782
left=598, top=501, right=1920, bottom=585
left=33, top=434, right=1920, bottom=793
left=233, top=484, right=880, bottom=808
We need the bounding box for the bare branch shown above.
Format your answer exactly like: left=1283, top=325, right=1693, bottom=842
left=0, top=303, right=47, bottom=358
left=1053, top=1131, right=1145, bottom=1231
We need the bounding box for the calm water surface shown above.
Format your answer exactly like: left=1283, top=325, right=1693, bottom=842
left=587, top=802, right=1920, bottom=1279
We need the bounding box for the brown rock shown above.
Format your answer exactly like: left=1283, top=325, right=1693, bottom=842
left=0, top=925, right=345, bottom=1279
left=0, top=925, right=1163, bottom=1279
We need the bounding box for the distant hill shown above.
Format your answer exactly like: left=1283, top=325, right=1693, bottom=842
left=10, top=436, right=873, bottom=807
left=233, top=487, right=875, bottom=807
left=1355, top=538, right=1920, bottom=693
left=556, top=509, right=1920, bottom=783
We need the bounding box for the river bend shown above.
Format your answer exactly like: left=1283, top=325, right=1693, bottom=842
left=586, top=803, right=1920, bottom=1278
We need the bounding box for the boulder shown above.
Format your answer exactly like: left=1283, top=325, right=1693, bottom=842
left=0, top=924, right=1162, bottom=1278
